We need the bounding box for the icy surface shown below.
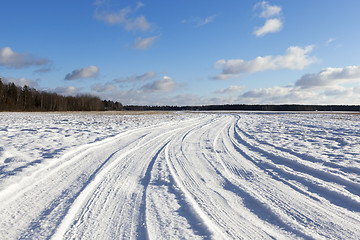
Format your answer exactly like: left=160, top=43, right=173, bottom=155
left=0, top=111, right=360, bottom=239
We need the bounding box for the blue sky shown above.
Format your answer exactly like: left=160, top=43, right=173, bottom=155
left=1, top=0, right=360, bottom=105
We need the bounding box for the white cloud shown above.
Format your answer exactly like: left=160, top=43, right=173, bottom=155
left=114, top=72, right=156, bottom=83
left=198, top=15, right=217, bottom=26
left=95, top=82, right=360, bottom=106
left=91, top=82, right=116, bottom=92
left=255, top=1, right=282, bottom=18
left=54, top=86, right=79, bottom=96
left=253, top=1, right=283, bottom=37
left=95, top=4, right=150, bottom=32
left=215, top=85, right=246, bottom=94
left=241, top=86, right=294, bottom=100
left=0, top=47, right=49, bottom=69
left=237, top=65, right=360, bottom=104
left=213, top=45, right=315, bottom=80
left=93, top=88, right=215, bottom=106
left=1, top=76, right=39, bottom=88
left=135, top=2, right=144, bottom=10
left=92, top=75, right=178, bottom=103
left=295, top=65, right=360, bottom=89
left=237, top=84, right=360, bottom=105
left=133, top=36, right=157, bottom=49
left=182, top=15, right=217, bottom=27
left=90, top=66, right=360, bottom=105
left=65, top=65, right=99, bottom=80
left=238, top=84, right=330, bottom=104
left=167, top=94, right=210, bottom=106
left=140, top=76, right=177, bottom=92
left=253, top=18, right=283, bottom=37
left=325, top=38, right=335, bottom=46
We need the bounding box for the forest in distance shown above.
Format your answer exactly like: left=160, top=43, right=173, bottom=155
left=123, top=104, right=360, bottom=112
left=0, top=78, right=122, bottom=111
left=1, top=79, right=360, bottom=112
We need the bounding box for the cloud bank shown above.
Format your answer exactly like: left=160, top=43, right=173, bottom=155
left=215, top=85, right=246, bottom=94
left=0, top=47, right=49, bottom=69
left=141, top=76, right=177, bottom=92
left=65, top=65, right=99, bottom=80
left=91, top=82, right=116, bottom=92
left=1, top=76, right=39, bottom=88
left=238, top=65, right=360, bottom=104
left=54, top=86, right=79, bottom=96
left=90, top=74, right=181, bottom=105
left=213, top=45, right=315, bottom=80
left=296, top=65, right=360, bottom=89
left=86, top=66, right=360, bottom=106
left=114, top=72, right=157, bottom=83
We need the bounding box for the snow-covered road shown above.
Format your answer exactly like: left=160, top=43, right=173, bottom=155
left=1, top=112, right=360, bottom=239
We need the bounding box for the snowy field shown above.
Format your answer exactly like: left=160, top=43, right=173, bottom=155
left=0, top=111, right=360, bottom=239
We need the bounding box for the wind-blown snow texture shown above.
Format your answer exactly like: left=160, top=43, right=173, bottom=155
left=1, top=111, right=360, bottom=239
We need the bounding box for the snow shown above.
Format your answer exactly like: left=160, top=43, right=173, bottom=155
left=0, top=111, right=360, bottom=239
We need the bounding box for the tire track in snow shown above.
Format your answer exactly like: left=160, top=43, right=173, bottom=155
left=0, top=114, right=210, bottom=240
left=0, top=126, right=147, bottom=206
left=19, top=149, right=123, bottom=239
left=232, top=120, right=360, bottom=213
left=240, top=129, right=360, bottom=176
left=164, top=145, right=227, bottom=240
left=0, top=133, right=144, bottom=239
left=2, top=112, right=360, bottom=239
left=139, top=116, right=228, bottom=240
left=221, top=116, right=360, bottom=239
left=64, top=115, right=216, bottom=240
left=164, top=114, right=290, bottom=239
left=52, top=116, right=213, bottom=240
left=16, top=130, right=155, bottom=239
left=235, top=120, right=360, bottom=196
left=61, top=116, right=212, bottom=240
left=163, top=114, right=234, bottom=239
left=211, top=116, right=318, bottom=239
left=138, top=143, right=168, bottom=240
left=0, top=116, right=197, bottom=205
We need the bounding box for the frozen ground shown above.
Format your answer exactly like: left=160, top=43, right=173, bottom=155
left=0, top=111, right=359, bottom=239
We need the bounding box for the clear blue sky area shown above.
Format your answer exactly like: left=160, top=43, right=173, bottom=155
left=1, top=0, right=360, bottom=105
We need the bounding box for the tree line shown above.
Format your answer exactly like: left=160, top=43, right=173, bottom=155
left=0, top=78, right=122, bottom=111
left=124, top=104, right=360, bottom=112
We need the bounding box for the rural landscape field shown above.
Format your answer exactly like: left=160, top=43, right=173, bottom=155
left=2, top=1, right=360, bottom=239
left=1, top=111, right=359, bottom=239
